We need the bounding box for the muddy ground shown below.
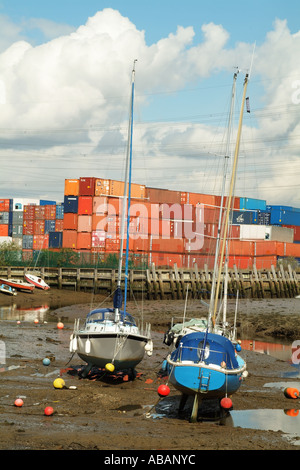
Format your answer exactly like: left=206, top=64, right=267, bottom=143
left=0, top=288, right=300, bottom=453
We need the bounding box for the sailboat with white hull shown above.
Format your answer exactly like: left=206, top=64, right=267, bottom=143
left=70, top=62, right=152, bottom=377
left=166, top=72, right=249, bottom=421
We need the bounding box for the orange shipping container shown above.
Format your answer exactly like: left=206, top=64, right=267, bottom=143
left=77, top=215, right=92, bottom=232
left=0, top=225, right=8, bottom=236
left=55, top=219, right=64, bottom=231
left=254, top=241, right=284, bottom=256
left=64, top=179, right=79, bottom=196
left=78, top=196, right=93, bottom=215
left=44, top=205, right=56, bottom=220
left=62, top=230, right=77, bottom=249
left=63, top=213, right=78, bottom=230
left=228, top=240, right=254, bottom=256
left=95, top=178, right=111, bottom=195
left=93, top=196, right=108, bottom=214
left=188, top=193, right=216, bottom=207
left=33, top=219, right=45, bottom=235
left=0, top=199, right=11, bottom=211
left=285, top=242, right=300, bottom=257
left=34, top=206, right=46, bottom=220
left=76, top=232, right=92, bottom=250
left=92, top=214, right=107, bottom=231
left=152, top=238, right=185, bottom=253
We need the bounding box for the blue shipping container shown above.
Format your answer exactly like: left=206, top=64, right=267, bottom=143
left=40, top=200, right=56, bottom=206
left=44, top=220, right=56, bottom=233
left=56, top=204, right=64, bottom=219
left=64, top=196, right=78, bottom=213
left=49, top=231, right=63, bottom=248
left=267, top=206, right=300, bottom=226
left=22, top=235, right=33, bottom=249
left=231, top=210, right=256, bottom=224
left=240, top=197, right=266, bottom=211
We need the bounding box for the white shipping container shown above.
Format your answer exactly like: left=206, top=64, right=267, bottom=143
left=239, top=225, right=294, bottom=243
left=12, top=198, right=39, bottom=211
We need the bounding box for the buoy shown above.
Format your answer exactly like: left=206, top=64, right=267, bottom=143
left=43, top=358, right=51, bottom=366
left=105, top=363, right=115, bottom=372
left=53, top=378, right=65, bottom=389
left=57, top=322, right=64, bottom=329
left=44, top=406, right=54, bottom=416
left=16, top=320, right=21, bottom=325
left=34, top=319, right=39, bottom=324
left=236, top=343, right=242, bottom=352
left=157, top=384, right=170, bottom=397
left=14, top=398, right=24, bottom=407
left=220, top=397, right=233, bottom=409
left=285, top=409, right=299, bottom=417
left=284, top=387, right=299, bottom=399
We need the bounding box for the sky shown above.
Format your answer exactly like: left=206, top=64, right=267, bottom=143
left=0, top=0, right=299, bottom=207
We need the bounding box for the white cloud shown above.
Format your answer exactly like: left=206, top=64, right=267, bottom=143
left=0, top=9, right=298, bottom=207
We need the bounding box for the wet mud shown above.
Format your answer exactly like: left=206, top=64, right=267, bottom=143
left=0, top=289, right=300, bottom=451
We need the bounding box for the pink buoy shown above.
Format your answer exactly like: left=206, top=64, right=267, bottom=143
left=220, top=397, right=232, bottom=409
left=157, top=384, right=170, bottom=397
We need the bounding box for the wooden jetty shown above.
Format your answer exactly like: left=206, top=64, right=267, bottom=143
left=0, top=264, right=299, bottom=299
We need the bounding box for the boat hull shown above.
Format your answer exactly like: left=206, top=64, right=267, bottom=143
left=0, top=278, right=34, bottom=292
left=166, top=331, right=246, bottom=399
left=76, top=332, right=149, bottom=370
left=25, top=274, right=50, bottom=290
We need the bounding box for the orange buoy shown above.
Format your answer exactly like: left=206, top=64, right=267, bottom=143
left=14, top=398, right=24, bottom=407
left=57, top=322, right=64, bottom=329
left=157, top=384, right=170, bottom=397
left=34, top=319, right=39, bottom=324
left=220, top=397, right=233, bottom=409
left=285, top=409, right=299, bottom=417
left=284, top=387, right=299, bottom=399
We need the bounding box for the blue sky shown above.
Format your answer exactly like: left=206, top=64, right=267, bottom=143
left=0, top=1, right=299, bottom=205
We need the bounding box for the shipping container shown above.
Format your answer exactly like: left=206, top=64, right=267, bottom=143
left=22, top=235, right=33, bottom=249
left=76, top=232, right=92, bottom=250
left=240, top=197, right=266, bottom=211
left=228, top=240, right=254, bottom=256
left=44, top=205, right=56, bottom=220
left=62, top=230, right=77, bottom=249
left=56, top=204, right=64, bottom=219
left=63, top=213, right=78, bottom=230
left=22, top=249, right=33, bottom=261
left=0, top=212, right=10, bottom=224
left=23, top=219, right=34, bottom=235
left=152, top=238, right=185, bottom=253
left=40, top=200, right=56, bottom=206
left=283, top=225, right=300, bottom=242
left=79, top=177, right=95, bottom=196
left=239, top=225, right=294, bottom=243
left=44, top=220, right=56, bottom=234
left=55, top=219, right=64, bottom=232
left=146, top=187, right=181, bottom=204
left=78, top=196, right=93, bottom=215
left=78, top=215, right=92, bottom=232
left=267, top=206, right=300, bottom=226
left=12, top=198, right=39, bottom=211
left=188, top=193, right=216, bottom=207
left=254, top=241, right=284, bottom=257
left=33, top=234, right=49, bottom=250
left=23, top=205, right=36, bottom=219
left=0, top=225, right=8, bottom=236
left=33, top=219, right=45, bottom=235
left=91, top=230, right=106, bottom=248
left=107, top=197, right=122, bottom=216
left=94, top=178, right=111, bottom=196
left=12, top=211, right=23, bottom=224
left=64, top=196, right=78, bottom=213
left=0, top=199, right=12, bottom=212
left=64, top=179, right=79, bottom=196
left=49, top=231, right=63, bottom=248
left=284, top=242, right=300, bottom=258
left=93, top=196, right=108, bottom=214
left=34, top=206, right=46, bottom=220
left=92, top=214, right=107, bottom=232
left=12, top=224, right=23, bottom=237
left=231, top=210, right=255, bottom=225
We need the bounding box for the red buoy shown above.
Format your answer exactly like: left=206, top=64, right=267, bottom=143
left=220, top=397, right=233, bottom=409
left=284, top=387, right=299, bottom=399
left=157, top=384, right=170, bottom=397
left=44, top=406, right=54, bottom=416
left=57, top=322, right=64, bottom=329
left=14, top=398, right=24, bottom=407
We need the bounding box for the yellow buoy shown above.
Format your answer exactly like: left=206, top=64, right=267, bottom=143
left=105, top=363, right=115, bottom=372
left=53, top=378, right=66, bottom=389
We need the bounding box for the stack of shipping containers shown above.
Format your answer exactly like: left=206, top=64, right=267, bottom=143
left=0, top=175, right=300, bottom=270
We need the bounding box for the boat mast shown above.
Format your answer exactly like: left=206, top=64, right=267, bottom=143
left=114, top=60, right=137, bottom=321
left=211, top=73, right=249, bottom=329
left=207, top=70, right=238, bottom=329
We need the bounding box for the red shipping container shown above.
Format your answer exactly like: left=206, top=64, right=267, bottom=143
left=0, top=225, right=8, bottom=236
left=228, top=255, right=253, bottom=270
left=55, top=219, right=64, bottom=231
left=107, top=197, right=122, bottom=216
left=285, top=242, right=300, bottom=257
left=33, top=219, right=45, bottom=235
left=188, top=193, right=216, bottom=207
left=92, top=231, right=106, bottom=248
left=33, top=234, right=49, bottom=250
left=44, top=205, right=56, bottom=220
left=228, top=240, right=254, bottom=256
left=34, top=206, right=46, bottom=220
left=254, top=241, right=283, bottom=256
left=23, top=205, right=35, bottom=219
left=62, top=230, right=77, bottom=249
left=146, top=187, right=181, bottom=204
left=254, top=256, right=277, bottom=270
left=79, top=177, right=95, bottom=196
left=76, top=232, right=92, bottom=250
left=93, top=196, right=108, bottom=214
left=77, top=215, right=92, bottom=232
left=283, top=225, right=300, bottom=242
left=63, top=213, right=78, bottom=230
left=0, top=199, right=11, bottom=211
left=23, top=219, right=34, bottom=235
left=152, top=238, right=185, bottom=253
left=78, top=196, right=93, bottom=215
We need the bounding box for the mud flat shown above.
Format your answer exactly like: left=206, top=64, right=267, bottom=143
left=0, top=289, right=299, bottom=451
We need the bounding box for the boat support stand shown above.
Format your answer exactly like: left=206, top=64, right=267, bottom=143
left=179, top=393, right=201, bottom=423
